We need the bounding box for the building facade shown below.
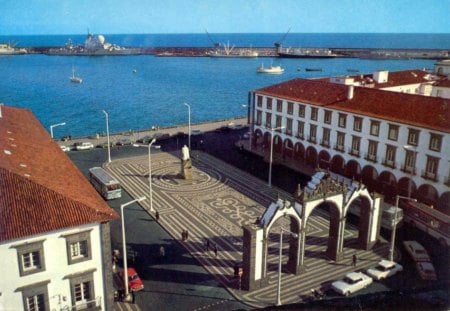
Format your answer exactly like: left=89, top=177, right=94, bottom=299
left=248, top=70, right=450, bottom=213
left=0, top=105, right=119, bottom=310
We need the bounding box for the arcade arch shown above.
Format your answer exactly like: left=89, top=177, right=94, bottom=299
left=305, top=146, right=318, bottom=167
left=361, top=165, right=378, bottom=192
left=416, top=184, right=439, bottom=206
left=330, top=155, right=345, bottom=175
left=318, top=150, right=331, bottom=170
left=344, top=160, right=361, bottom=180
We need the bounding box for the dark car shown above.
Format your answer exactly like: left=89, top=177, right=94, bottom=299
left=137, top=135, right=154, bottom=144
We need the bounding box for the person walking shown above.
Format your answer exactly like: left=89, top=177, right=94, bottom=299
left=155, top=210, right=159, bottom=221
left=205, top=238, right=210, bottom=251
left=214, top=244, right=218, bottom=257
left=352, top=254, right=357, bottom=267
left=159, top=245, right=165, bottom=258
left=185, top=229, right=189, bottom=240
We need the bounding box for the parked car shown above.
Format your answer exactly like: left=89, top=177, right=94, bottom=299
left=136, top=135, right=155, bottom=144
left=416, top=261, right=437, bottom=281
left=366, top=260, right=403, bottom=280
left=60, top=145, right=71, bottom=152
left=191, top=129, right=203, bottom=136
left=115, top=138, right=134, bottom=146
left=118, top=267, right=144, bottom=292
left=97, top=141, right=114, bottom=149
left=75, top=142, right=94, bottom=150
left=331, top=272, right=373, bottom=296
left=403, top=241, right=431, bottom=262
left=153, top=132, right=171, bottom=142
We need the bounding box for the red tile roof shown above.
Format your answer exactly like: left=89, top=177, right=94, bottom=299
left=255, top=78, right=450, bottom=133
left=0, top=105, right=119, bottom=242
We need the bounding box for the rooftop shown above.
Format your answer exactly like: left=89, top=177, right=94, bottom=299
left=0, top=105, right=118, bottom=242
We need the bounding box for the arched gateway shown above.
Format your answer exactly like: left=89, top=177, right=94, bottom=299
left=241, top=171, right=383, bottom=291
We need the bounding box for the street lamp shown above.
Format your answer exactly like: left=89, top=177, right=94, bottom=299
left=276, top=227, right=298, bottom=306
left=389, top=195, right=417, bottom=262
left=404, top=145, right=417, bottom=198
left=133, top=138, right=157, bottom=212
left=50, top=122, right=66, bottom=139
left=184, top=103, right=191, bottom=151
left=268, top=126, right=285, bottom=187
left=103, top=110, right=111, bottom=163
left=121, top=196, right=146, bottom=301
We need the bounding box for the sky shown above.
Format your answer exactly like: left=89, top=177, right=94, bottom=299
left=1, top=0, right=449, bottom=35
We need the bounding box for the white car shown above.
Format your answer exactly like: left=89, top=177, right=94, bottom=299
left=331, top=272, right=373, bottom=296
left=366, top=260, right=403, bottom=280
left=403, top=241, right=431, bottom=262
left=191, top=129, right=203, bottom=136
left=75, top=142, right=94, bottom=150
left=60, top=145, right=71, bottom=152
left=416, top=262, right=437, bottom=281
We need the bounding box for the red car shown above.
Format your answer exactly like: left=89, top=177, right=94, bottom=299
left=119, top=267, right=144, bottom=292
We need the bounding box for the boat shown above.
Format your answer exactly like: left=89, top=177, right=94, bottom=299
left=256, top=64, right=284, bottom=74
left=208, top=41, right=258, bottom=58
left=305, top=68, right=322, bottom=72
left=0, top=43, right=27, bottom=55
left=276, top=45, right=340, bottom=58
left=70, top=67, right=82, bottom=83
left=46, top=33, right=142, bottom=56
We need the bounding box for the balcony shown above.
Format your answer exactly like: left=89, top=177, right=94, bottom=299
left=70, top=296, right=102, bottom=310
left=334, top=144, right=345, bottom=152
left=265, top=123, right=272, bottom=129
left=296, top=133, right=304, bottom=140
left=401, top=164, right=416, bottom=175
left=348, top=147, right=360, bottom=157
left=382, top=158, right=397, bottom=169
left=320, top=139, right=330, bottom=148
left=364, top=153, right=378, bottom=163
left=421, top=169, right=439, bottom=182
left=307, top=136, right=317, bottom=144
left=285, top=129, right=293, bottom=136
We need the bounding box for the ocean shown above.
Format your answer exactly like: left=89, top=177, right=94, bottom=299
left=0, top=33, right=448, bottom=138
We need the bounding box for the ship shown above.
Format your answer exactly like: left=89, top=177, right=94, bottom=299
left=207, top=41, right=258, bottom=58
left=275, top=43, right=340, bottom=58
left=0, top=43, right=27, bottom=55
left=46, top=33, right=142, bottom=56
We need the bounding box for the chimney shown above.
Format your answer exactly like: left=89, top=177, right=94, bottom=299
left=347, top=85, right=354, bottom=100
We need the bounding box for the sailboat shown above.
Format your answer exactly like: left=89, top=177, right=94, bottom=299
left=70, top=67, right=82, bottom=83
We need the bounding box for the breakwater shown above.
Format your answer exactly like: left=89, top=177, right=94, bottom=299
left=24, top=46, right=449, bottom=59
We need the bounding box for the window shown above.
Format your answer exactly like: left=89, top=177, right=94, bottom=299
left=310, top=107, right=318, bottom=121
left=366, top=140, right=378, bottom=162
left=286, top=118, right=293, bottom=135
left=309, top=124, right=317, bottom=143
left=64, top=231, right=92, bottom=265
left=275, top=115, right=282, bottom=129
left=298, top=105, right=305, bottom=118
left=256, top=110, right=262, bottom=126
left=388, top=124, right=399, bottom=141
left=429, top=133, right=442, bottom=152
left=276, top=99, right=283, bottom=112
left=321, top=128, right=330, bottom=147
left=384, top=145, right=397, bottom=168
left=14, top=240, right=46, bottom=276
left=338, top=113, right=347, bottom=128
left=403, top=149, right=416, bottom=174
left=297, top=121, right=304, bottom=139
left=335, top=132, right=345, bottom=151
left=423, top=156, right=439, bottom=181
left=370, top=120, right=380, bottom=136
left=407, top=128, right=420, bottom=146
left=350, top=136, right=361, bottom=156
left=67, top=270, right=96, bottom=309
left=324, top=110, right=332, bottom=124
left=266, top=98, right=272, bottom=110
left=17, top=281, right=50, bottom=311
left=265, top=112, right=272, bottom=128
left=257, top=95, right=262, bottom=107
left=287, top=102, right=294, bottom=115
left=353, top=117, right=362, bottom=132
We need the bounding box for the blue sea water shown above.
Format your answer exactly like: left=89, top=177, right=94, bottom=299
left=0, top=33, right=447, bottom=138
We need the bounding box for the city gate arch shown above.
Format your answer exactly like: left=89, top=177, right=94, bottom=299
left=241, top=171, right=383, bottom=291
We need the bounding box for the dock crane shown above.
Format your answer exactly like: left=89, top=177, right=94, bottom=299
left=274, top=28, right=291, bottom=52
left=205, top=29, right=219, bottom=48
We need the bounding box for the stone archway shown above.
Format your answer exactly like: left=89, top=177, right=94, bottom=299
left=318, top=150, right=331, bottom=170
left=344, top=160, right=361, bottom=180
left=284, top=138, right=294, bottom=158
left=253, top=128, right=263, bottom=148
left=273, top=135, right=283, bottom=154
left=344, top=196, right=373, bottom=249
left=305, top=146, right=318, bottom=168
left=294, top=142, right=305, bottom=160
left=378, top=171, right=397, bottom=203
left=398, top=177, right=417, bottom=198
left=416, top=184, right=439, bottom=206
left=330, top=155, right=345, bottom=175
left=361, top=165, right=378, bottom=193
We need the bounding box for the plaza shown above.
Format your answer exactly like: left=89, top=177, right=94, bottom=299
left=106, top=150, right=390, bottom=308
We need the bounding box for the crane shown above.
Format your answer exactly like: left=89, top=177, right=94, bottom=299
left=275, top=27, right=291, bottom=49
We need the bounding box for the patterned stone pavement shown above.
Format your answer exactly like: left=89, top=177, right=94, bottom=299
left=106, top=151, right=390, bottom=308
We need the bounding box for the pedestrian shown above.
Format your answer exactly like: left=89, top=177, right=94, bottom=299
left=181, top=230, right=185, bottom=241
left=352, top=254, right=357, bottom=267
left=205, top=238, right=210, bottom=251
left=185, top=229, right=189, bottom=240
left=159, top=245, right=165, bottom=258
left=155, top=210, right=159, bottom=221
left=214, top=244, right=218, bottom=257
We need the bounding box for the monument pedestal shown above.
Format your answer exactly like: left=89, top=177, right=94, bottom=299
left=181, top=159, right=192, bottom=180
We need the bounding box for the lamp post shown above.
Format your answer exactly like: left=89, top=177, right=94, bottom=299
left=276, top=227, right=298, bottom=306
left=268, top=126, right=285, bottom=187
left=50, top=122, right=66, bottom=139
left=133, top=138, right=157, bottom=212
left=121, top=196, right=146, bottom=301
left=184, top=103, right=191, bottom=151
left=102, top=110, right=111, bottom=163
left=389, top=195, right=417, bottom=262
left=404, top=145, right=417, bottom=198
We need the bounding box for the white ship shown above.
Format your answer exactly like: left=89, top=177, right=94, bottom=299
left=0, top=43, right=27, bottom=55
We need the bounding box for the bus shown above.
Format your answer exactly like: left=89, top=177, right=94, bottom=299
left=400, top=200, right=450, bottom=247
left=89, top=167, right=122, bottom=200
left=347, top=199, right=403, bottom=230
